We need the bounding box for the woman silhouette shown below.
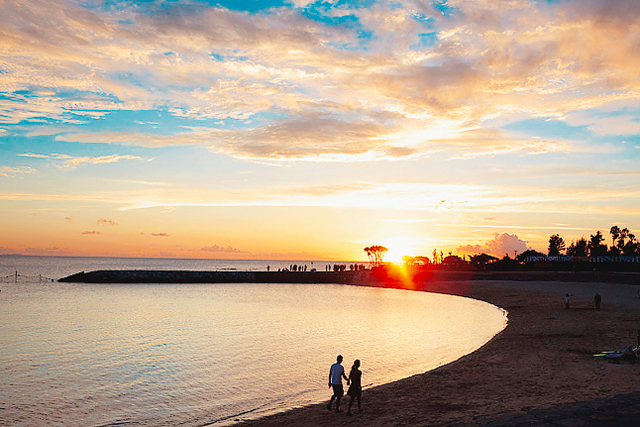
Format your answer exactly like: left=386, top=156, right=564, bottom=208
left=346, top=359, right=362, bottom=415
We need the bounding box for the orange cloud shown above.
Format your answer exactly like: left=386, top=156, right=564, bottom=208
left=97, top=218, right=118, bottom=226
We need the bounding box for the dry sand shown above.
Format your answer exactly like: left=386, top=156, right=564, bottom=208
left=241, top=276, right=640, bottom=426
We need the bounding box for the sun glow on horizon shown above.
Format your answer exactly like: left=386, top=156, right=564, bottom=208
left=1, top=1, right=639, bottom=260
left=383, top=237, right=417, bottom=264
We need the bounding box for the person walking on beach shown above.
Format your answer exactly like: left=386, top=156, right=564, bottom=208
left=328, top=355, right=348, bottom=413
left=564, top=293, right=571, bottom=309
left=594, top=293, right=602, bottom=309
left=346, top=359, right=362, bottom=416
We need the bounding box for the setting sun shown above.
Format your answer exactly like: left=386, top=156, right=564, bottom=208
left=383, top=237, right=417, bottom=264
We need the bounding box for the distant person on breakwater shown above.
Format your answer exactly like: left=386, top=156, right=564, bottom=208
left=594, top=293, right=602, bottom=309
left=346, top=359, right=362, bottom=416
left=327, top=355, right=348, bottom=413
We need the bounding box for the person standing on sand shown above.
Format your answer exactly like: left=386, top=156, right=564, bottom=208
left=594, top=293, right=602, bottom=309
left=564, top=293, right=571, bottom=309
left=346, top=359, right=362, bottom=416
left=328, top=355, right=348, bottom=413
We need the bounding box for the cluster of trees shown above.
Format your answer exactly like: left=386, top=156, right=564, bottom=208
left=548, top=226, right=640, bottom=257
left=364, top=245, right=388, bottom=266
left=363, top=225, right=639, bottom=272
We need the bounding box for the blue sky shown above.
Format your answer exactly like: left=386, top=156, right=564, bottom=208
left=1, top=0, right=639, bottom=260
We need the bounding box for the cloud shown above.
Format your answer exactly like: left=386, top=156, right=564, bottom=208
left=587, top=115, right=640, bottom=136
left=81, top=231, right=100, bottom=235
left=0, top=166, right=36, bottom=177
left=457, top=233, right=530, bottom=257
left=201, top=244, right=247, bottom=253
left=2, top=179, right=640, bottom=218
left=3, top=0, right=640, bottom=160
left=18, top=153, right=143, bottom=169
left=151, top=233, right=170, bottom=237
left=53, top=122, right=571, bottom=161
left=97, top=218, right=118, bottom=226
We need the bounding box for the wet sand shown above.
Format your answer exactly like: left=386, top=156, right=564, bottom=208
left=241, top=276, right=640, bottom=426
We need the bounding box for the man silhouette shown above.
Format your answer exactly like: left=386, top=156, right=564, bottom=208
left=327, top=355, right=348, bottom=413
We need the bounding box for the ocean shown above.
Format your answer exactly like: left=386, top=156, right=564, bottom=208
left=1, top=255, right=507, bottom=426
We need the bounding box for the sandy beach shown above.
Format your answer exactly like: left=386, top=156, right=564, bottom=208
left=242, top=275, right=640, bottom=426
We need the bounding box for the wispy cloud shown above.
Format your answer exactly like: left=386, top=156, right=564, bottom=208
left=2, top=180, right=639, bottom=218
left=97, top=218, right=118, bottom=226
left=18, top=153, right=144, bottom=169
left=81, top=231, right=100, bottom=235
left=200, top=244, right=246, bottom=253
left=54, top=124, right=573, bottom=162
left=439, top=224, right=589, bottom=231
left=0, top=166, right=36, bottom=177
left=23, top=246, right=70, bottom=255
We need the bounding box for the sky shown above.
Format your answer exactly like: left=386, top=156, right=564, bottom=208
left=1, top=0, right=639, bottom=262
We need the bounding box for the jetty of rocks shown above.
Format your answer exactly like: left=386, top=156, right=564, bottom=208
left=58, top=269, right=359, bottom=284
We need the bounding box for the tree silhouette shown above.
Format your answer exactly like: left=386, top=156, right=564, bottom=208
left=617, top=228, right=631, bottom=252
left=609, top=226, right=637, bottom=255
left=548, top=234, right=565, bottom=256
left=588, top=231, right=608, bottom=257
left=516, top=249, right=545, bottom=262
left=566, top=237, right=588, bottom=256
left=622, top=231, right=640, bottom=256
left=470, top=253, right=499, bottom=269
left=623, top=238, right=640, bottom=256
left=364, top=245, right=388, bottom=266
left=609, top=226, right=622, bottom=255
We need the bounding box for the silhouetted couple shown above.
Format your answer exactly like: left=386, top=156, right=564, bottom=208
left=327, top=355, right=362, bottom=416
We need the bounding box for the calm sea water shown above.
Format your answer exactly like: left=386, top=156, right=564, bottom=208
left=1, top=256, right=507, bottom=426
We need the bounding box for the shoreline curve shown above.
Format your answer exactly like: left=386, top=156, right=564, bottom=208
left=240, top=276, right=640, bottom=426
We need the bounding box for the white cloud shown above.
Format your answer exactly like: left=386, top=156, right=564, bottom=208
left=457, top=233, right=530, bottom=257
left=18, top=152, right=144, bottom=169
left=0, top=166, right=36, bottom=177
left=588, top=116, right=640, bottom=136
